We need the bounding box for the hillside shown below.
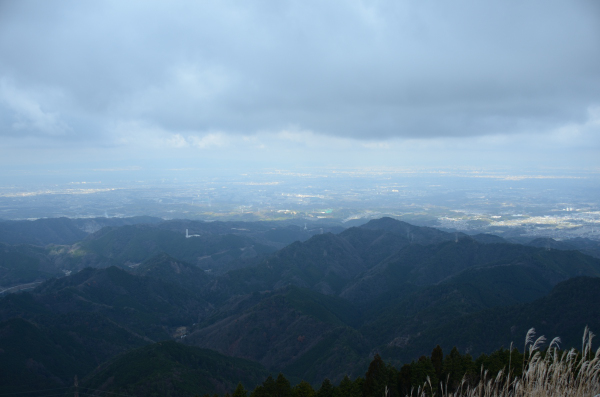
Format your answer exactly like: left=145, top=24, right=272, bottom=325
left=32, top=266, right=210, bottom=340
left=0, top=313, right=147, bottom=395
left=0, top=216, right=162, bottom=246
left=82, top=341, right=270, bottom=397
left=379, top=276, right=600, bottom=362
left=339, top=237, right=600, bottom=304
left=132, top=253, right=211, bottom=291
left=79, top=224, right=276, bottom=270
left=1, top=216, right=599, bottom=392
left=218, top=233, right=366, bottom=297
left=187, top=286, right=369, bottom=383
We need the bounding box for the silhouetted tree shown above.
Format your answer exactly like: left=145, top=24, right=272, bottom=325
left=316, top=379, right=335, bottom=397
left=410, top=355, right=438, bottom=393
left=442, top=347, right=475, bottom=392
left=233, top=382, right=248, bottom=397
left=335, top=375, right=361, bottom=397
left=292, top=380, right=315, bottom=397
left=431, top=345, right=443, bottom=380
left=364, top=354, right=388, bottom=397
left=398, top=364, right=412, bottom=396
left=275, top=373, right=292, bottom=397
left=251, top=375, right=276, bottom=397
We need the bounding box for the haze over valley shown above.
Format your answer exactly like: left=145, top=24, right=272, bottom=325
left=2, top=166, right=599, bottom=242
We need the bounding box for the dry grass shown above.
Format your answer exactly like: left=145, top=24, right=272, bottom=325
left=408, top=327, right=600, bottom=397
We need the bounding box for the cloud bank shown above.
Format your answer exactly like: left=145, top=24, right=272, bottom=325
left=0, top=0, right=598, bottom=169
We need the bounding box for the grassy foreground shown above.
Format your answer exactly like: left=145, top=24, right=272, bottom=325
left=407, top=327, right=600, bottom=397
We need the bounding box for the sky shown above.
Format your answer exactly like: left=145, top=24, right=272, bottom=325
left=0, top=0, right=599, bottom=180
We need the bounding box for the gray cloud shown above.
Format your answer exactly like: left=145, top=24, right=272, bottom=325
left=0, top=0, right=598, bottom=159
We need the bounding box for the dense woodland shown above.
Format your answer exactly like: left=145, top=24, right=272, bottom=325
left=82, top=340, right=536, bottom=397
left=0, top=216, right=599, bottom=396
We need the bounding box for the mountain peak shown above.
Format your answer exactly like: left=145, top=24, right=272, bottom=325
left=360, top=217, right=460, bottom=246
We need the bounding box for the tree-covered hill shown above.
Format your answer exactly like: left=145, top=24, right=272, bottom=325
left=79, top=224, right=276, bottom=269
left=379, top=276, right=600, bottom=363
left=1, top=217, right=599, bottom=393
left=31, top=266, right=211, bottom=340
left=217, top=233, right=366, bottom=297
left=81, top=341, right=270, bottom=397
left=0, top=313, right=147, bottom=396
left=186, top=286, right=369, bottom=383
left=0, top=216, right=162, bottom=246
left=339, top=237, right=600, bottom=304
left=132, top=252, right=211, bottom=291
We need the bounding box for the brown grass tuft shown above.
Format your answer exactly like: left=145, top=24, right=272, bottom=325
left=408, top=327, right=600, bottom=397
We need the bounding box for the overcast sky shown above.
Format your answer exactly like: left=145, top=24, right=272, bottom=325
left=0, top=0, right=599, bottom=177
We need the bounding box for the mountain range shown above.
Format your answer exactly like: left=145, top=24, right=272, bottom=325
left=0, top=216, right=598, bottom=396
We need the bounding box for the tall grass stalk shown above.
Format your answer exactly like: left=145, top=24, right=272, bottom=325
left=410, top=327, right=600, bottom=397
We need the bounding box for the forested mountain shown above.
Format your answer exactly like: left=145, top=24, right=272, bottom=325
left=526, top=236, right=600, bottom=259
left=82, top=341, right=270, bottom=397
left=379, top=276, right=600, bottom=363
left=0, top=217, right=598, bottom=395
left=0, top=216, right=162, bottom=246
left=0, top=303, right=147, bottom=394
left=187, top=286, right=369, bottom=383
left=0, top=218, right=344, bottom=290
left=0, top=217, right=343, bottom=249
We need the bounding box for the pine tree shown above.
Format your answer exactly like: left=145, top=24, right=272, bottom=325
left=275, top=373, right=292, bottom=397
left=317, top=379, right=335, bottom=397
left=431, top=345, right=443, bottom=380
left=292, top=380, right=316, bottom=397
left=363, top=354, right=388, bottom=397
left=411, top=355, right=438, bottom=393
left=335, top=375, right=361, bottom=397
left=442, top=347, right=475, bottom=392
left=233, top=382, right=248, bottom=397
left=398, top=364, right=412, bottom=396
left=251, top=375, right=276, bottom=397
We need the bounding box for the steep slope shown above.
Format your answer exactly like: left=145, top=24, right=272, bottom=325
left=186, top=286, right=368, bottom=383
left=80, top=224, right=275, bottom=270
left=217, top=233, right=365, bottom=297
left=132, top=253, right=211, bottom=292
left=361, top=282, right=507, bottom=346
left=469, top=233, right=508, bottom=244
left=440, top=263, right=555, bottom=303
left=0, top=217, right=87, bottom=246
left=359, top=217, right=462, bottom=246
left=381, top=277, right=600, bottom=362
left=2, top=216, right=599, bottom=393
left=0, top=313, right=147, bottom=396
left=563, top=237, right=600, bottom=259
left=158, top=219, right=345, bottom=248
left=0, top=243, right=80, bottom=289
left=31, top=266, right=211, bottom=340
left=341, top=239, right=600, bottom=303
left=0, top=245, right=45, bottom=287
left=82, top=341, right=270, bottom=397
left=527, top=237, right=600, bottom=259
left=338, top=226, right=411, bottom=268
left=0, top=216, right=162, bottom=246
left=0, top=317, right=85, bottom=394
left=359, top=257, right=585, bottom=348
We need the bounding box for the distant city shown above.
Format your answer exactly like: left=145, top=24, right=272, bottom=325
left=1, top=166, right=599, bottom=241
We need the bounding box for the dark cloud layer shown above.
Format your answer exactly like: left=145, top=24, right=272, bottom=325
left=0, top=0, right=598, bottom=169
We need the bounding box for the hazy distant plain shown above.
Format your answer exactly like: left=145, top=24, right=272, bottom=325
left=1, top=166, right=598, bottom=241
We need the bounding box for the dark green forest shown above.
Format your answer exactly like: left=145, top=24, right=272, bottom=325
left=0, top=217, right=598, bottom=396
